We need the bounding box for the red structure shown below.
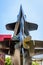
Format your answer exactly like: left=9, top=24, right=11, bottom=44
left=0, top=35, right=11, bottom=41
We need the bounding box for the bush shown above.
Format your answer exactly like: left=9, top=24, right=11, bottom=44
left=32, top=61, right=39, bottom=65
left=5, top=57, right=12, bottom=65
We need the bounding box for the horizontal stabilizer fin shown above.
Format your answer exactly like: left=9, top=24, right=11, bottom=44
left=25, top=21, right=38, bottom=30
left=6, top=22, right=18, bottom=30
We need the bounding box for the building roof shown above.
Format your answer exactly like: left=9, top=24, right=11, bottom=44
left=0, top=35, right=11, bottom=41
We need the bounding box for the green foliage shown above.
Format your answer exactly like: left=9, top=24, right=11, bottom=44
left=5, top=57, right=12, bottom=65
left=32, top=61, right=39, bottom=65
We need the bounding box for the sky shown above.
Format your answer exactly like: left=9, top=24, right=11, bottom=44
left=0, top=0, right=43, bottom=40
